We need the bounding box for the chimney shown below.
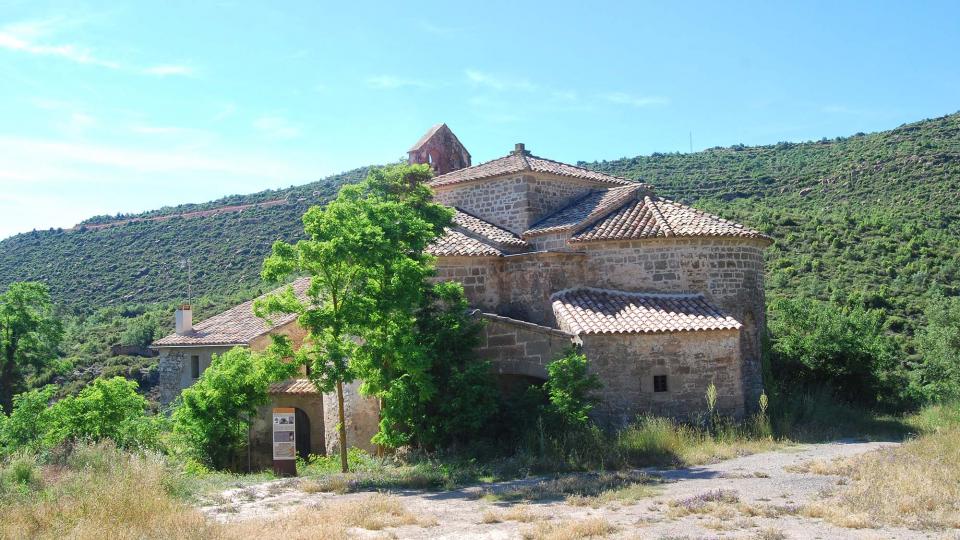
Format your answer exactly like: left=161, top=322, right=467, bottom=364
left=175, top=304, right=193, bottom=335
left=513, top=143, right=529, bottom=155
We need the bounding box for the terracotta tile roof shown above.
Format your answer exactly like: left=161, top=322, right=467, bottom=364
left=429, top=150, right=637, bottom=188
left=570, top=195, right=771, bottom=243
left=524, top=185, right=644, bottom=236
left=152, top=277, right=311, bottom=347
left=268, top=378, right=318, bottom=395
left=427, top=229, right=504, bottom=257
left=453, top=208, right=529, bottom=248
left=552, top=288, right=742, bottom=335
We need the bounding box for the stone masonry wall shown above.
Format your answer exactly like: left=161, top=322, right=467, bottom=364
left=433, top=257, right=502, bottom=312
left=323, top=381, right=380, bottom=455
left=580, top=237, right=767, bottom=409
left=434, top=175, right=530, bottom=234
left=500, top=252, right=586, bottom=326
left=476, top=313, right=577, bottom=379
left=582, top=329, right=744, bottom=425
left=526, top=175, right=598, bottom=226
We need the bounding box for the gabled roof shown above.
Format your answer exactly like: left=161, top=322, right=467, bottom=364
left=152, top=277, right=311, bottom=347
left=427, top=229, right=504, bottom=257
left=269, top=378, right=318, bottom=395
left=524, top=185, right=645, bottom=236
left=453, top=208, right=529, bottom=248
left=552, top=288, right=742, bottom=335
left=569, top=195, right=771, bottom=243
left=429, top=149, right=637, bottom=188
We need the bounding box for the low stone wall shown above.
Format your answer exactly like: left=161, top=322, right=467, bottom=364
left=477, top=313, right=577, bottom=379
left=581, top=328, right=745, bottom=426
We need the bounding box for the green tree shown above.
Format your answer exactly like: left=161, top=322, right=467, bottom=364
left=374, top=281, right=497, bottom=449
left=543, top=348, right=602, bottom=429
left=768, top=297, right=901, bottom=406
left=911, top=295, right=960, bottom=402
left=0, top=282, right=63, bottom=413
left=172, top=347, right=290, bottom=469
left=256, top=164, right=452, bottom=469
left=50, top=377, right=160, bottom=450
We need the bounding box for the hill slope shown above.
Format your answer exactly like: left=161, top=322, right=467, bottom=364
left=1, top=113, right=958, bottom=351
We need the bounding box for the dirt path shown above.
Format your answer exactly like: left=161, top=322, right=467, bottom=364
left=201, top=440, right=947, bottom=539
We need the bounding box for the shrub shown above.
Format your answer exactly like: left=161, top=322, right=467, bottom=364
left=543, top=348, right=602, bottom=429
left=911, top=295, right=960, bottom=403
left=172, top=347, right=289, bottom=470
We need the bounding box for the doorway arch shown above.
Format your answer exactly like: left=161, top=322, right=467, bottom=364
left=294, top=408, right=311, bottom=459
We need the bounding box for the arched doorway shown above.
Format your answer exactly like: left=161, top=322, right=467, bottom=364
left=294, top=408, right=311, bottom=459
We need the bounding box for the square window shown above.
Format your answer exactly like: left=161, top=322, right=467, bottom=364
left=653, top=375, right=668, bottom=393
left=190, top=355, right=200, bottom=379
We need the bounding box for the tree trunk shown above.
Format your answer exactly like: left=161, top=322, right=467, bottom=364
left=336, top=380, right=349, bottom=473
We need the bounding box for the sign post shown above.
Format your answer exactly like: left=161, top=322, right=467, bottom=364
left=272, top=407, right=297, bottom=477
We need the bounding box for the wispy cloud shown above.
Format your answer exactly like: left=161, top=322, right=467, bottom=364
left=465, top=69, right=537, bottom=92
left=365, top=75, right=430, bottom=89
left=142, top=64, right=195, bottom=77
left=0, top=22, right=119, bottom=68
left=0, top=19, right=197, bottom=76
left=253, top=115, right=301, bottom=139
left=601, top=92, right=669, bottom=108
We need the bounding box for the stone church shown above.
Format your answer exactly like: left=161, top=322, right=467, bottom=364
left=153, top=124, right=770, bottom=464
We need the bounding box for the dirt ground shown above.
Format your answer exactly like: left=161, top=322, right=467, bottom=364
left=201, top=441, right=957, bottom=539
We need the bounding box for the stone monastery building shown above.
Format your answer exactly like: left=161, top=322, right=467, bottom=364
left=153, top=124, right=771, bottom=464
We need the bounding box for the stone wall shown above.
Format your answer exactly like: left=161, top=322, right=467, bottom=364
left=434, top=175, right=530, bottom=234
left=322, top=381, right=380, bottom=455
left=156, top=345, right=233, bottom=407
left=500, top=252, right=586, bottom=325
left=433, top=173, right=606, bottom=235
left=579, top=237, right=767, bottom=408
left=476, top=313, right=577, bottom=379
left=581, top=329, right=744, bottom=425
left=433, top=256, right=502, bottom=312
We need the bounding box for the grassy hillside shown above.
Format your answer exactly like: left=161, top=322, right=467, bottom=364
left=0, top=166, right=371, bottom=312
left=583, top=111, right=960, bottom=348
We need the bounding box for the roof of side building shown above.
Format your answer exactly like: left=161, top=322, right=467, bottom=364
left=428, top=149, right=640, bottom=188
left=152, top=277, right=311, bottom=347
left=427, top=229, right=505, bottom=257
left=551, top=288, right=742, bottom=335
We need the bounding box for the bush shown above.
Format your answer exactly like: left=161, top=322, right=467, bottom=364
left=172, top=347, right=288, bottom=470
left=543, top=348, right=602, bottom=429
left=911, top=295, right=960, bottom=403
left=768, top=297, right=902, bottom=407
left=0, top=378, right=161, bottom=456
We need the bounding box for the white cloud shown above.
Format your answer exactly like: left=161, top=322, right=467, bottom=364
left=601, top=92, right=669, bottom=108
left=0, top=26, right=120, bottom=68
left=142, top=64, right=195, bottom=76
left=465, top=69, right=537, bottom=92
left=365, top=75, right=429, bottom=89
left=253, top=116, right=301, bottom=139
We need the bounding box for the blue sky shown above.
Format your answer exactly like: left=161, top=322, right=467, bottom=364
left=1, top=1, right=958, bottom=239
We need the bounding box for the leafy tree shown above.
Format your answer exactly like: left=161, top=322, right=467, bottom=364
left=768, top=297, right=901, bottom=406
left=172, top=347, right=290, bottom=469
left=911, top=295, right=960, bottom=402
left=0, top=378, right=161, bottom=455
left=374, top=281, right=497, bottom=449
left=0, top=282, right=62, bottom=413
left=543, top=348, right=602, bottom=429
left=257, top=164, right=452, bottom=469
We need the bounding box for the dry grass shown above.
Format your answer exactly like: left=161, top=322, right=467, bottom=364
left=480, top=504, right=540, bottom=523
left=0, top=450, right=216, bottom=540
left=225, top=494, right=436, bottom=539
left=481, top=471, right=659, bottom=506
left=521, top=518, right=618, bottom=540
left=802, top=427, right=960, bottom=530
left=666, top=488, right=741, bottom=518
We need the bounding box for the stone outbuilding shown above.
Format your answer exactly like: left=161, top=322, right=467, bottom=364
left=153, top=124, right=771, bottom=461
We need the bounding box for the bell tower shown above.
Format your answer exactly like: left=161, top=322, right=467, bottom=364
left=407, top=123, right=471, bottom=176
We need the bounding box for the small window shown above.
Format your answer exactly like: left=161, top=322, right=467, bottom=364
left=653, top=375, right=668, bottom=393
left=190, top=355, right=200, bottom=379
